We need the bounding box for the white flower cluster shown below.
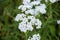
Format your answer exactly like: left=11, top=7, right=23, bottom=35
left=15, top=14, right=26, bottom=21
left=15, top=14, right=42, bottom=32
left=15, top=0, right=58, bottom=40
left=18, top=0, right=46, bottom=16
left=45, top=0, right=57, bottom=3
left=28, top=33, right=40, bottom=40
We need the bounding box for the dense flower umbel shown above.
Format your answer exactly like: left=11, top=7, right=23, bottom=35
left=28, top=33, right=41, bottom=40
left=15, top=14, right=42, bottom=32
left=18, top=0, right=46, bottom=16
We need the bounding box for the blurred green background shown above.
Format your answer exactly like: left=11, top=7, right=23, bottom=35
left=0, top=0, right=60, bottom=40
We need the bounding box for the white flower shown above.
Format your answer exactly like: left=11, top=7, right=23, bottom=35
left=18, top=5, right=23, bottom=9
left=39, top=8, right=46, bottom=14
left=27, top=22, right=33, bottom=31
left=18, top=22, right=27, bottom=32
left=30, top=1, right=40, bottom=6
left=50, top=0, right=57, bottom=3
left=28, top=34, right=41, bottom=40
left=40, top=4, right=46, bottom=9
left=22, top=18, right=28, bottom=23
left=25, top=5, right=32, bottom=9
left=18, top=20, right=33, bottom=32
left=18, top=5, right=27, bottom=12
left=28, top=0, right=41, bottom=7
left=25, top=9, right=35, bottom=15
left=35, top=19, right=42, bottom=29
left=28, top=3, right=34, bottom=7
left=21, top=6, right=27, bottom=12
left=15, top=14, right=21, bottom=21
left=39, top=4, right=46, bottom=14
left=18, top=5, right=32, bottom=12
left=30, top=19, right=36, bottom=25
left=28, top=16, right=36, bottom=24
left=15, top=14, right=26, bottom=21
left=35, top=4, right=46, bottom=14
left=57, top=20, right=60, bottom=24
left=28, top=16, right=35, bottom=20
left=23, top=0, right=31, bottom=5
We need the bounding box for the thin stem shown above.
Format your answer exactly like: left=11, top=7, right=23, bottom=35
left=25, top=32, right=28, bottom=40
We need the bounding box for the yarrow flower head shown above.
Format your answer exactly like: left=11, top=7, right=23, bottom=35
left=18, top=22, right=33, bottom=32
left=28, top=33, right=41, bottom=40
left=15, top=14, right=42, bottom=32
left=18, top=0, right=47, bottom=16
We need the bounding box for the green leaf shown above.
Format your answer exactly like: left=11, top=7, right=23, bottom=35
left=48, top=25, right=56, bottom=36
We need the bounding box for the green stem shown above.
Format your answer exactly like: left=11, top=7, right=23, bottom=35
left=25, top=32, right=28, bottom=40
